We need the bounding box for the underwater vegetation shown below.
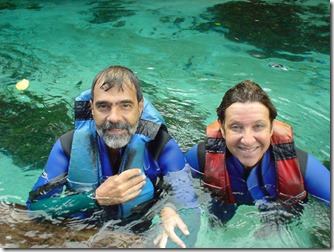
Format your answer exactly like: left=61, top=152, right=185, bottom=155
left=0, top=1, right=41, bottom=10
left=84, top=0, right=329, bottom=62
left=197, top=0, right=329, bottom=60
left=87, top=0, right=136, bottom=25
left=0, top=91, right=73, bottom=170
left=0, top=2, right=16, bottom=10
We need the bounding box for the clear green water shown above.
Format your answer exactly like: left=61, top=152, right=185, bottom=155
left=0, top=0, right=330, bottom=248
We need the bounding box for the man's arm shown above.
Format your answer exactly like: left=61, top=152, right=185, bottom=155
left=155, top=138, right=200, bottom=248
left=27, top=139, right=70, bottom=208
left=27, top=135, right=98, bottom=218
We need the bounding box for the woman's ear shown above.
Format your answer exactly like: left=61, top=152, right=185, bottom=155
left=218, top=120, right=226, bottom=138
left=270, top=120, right=274, bottom=136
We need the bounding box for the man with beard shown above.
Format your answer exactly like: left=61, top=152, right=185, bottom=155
left=27, top=65, right=199, bottom=248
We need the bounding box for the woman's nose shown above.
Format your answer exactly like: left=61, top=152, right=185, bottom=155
left=240, top=130, right=255, bottom=145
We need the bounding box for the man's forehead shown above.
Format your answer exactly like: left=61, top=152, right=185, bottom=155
left=93, top=81, right=137, bottom=101
left=94, top=79, right=135, bottom=93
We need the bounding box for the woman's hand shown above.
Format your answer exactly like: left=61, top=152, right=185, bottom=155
left=154, top=206, right=190, bottom=248
left=94, top=168, right=146, bottom=205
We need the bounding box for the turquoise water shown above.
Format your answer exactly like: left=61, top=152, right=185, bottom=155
left=0, top=0, right=330, bottom=248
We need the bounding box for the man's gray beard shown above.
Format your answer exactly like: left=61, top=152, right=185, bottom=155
left=96, top=120, right=139, bottom=149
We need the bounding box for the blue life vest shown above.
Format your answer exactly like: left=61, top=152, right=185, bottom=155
left=67, top=90, right=166, bottom=218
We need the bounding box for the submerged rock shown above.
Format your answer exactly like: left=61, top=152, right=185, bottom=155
left=0, top=202, right=143, bottom=248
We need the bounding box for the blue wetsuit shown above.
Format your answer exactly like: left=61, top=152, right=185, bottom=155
left=27, top=127, right=200, bottom=247
left=27, top=93, right=200, bottom=247
left=27, top=127, right=198, bottom=210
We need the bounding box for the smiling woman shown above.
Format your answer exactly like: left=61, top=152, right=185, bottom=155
left=185, top=80, right=329, bottom=214
left=0, top=0, right=330, bottom=248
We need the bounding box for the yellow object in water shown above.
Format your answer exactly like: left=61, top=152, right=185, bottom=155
left=16, top=79, right=30, bottom=91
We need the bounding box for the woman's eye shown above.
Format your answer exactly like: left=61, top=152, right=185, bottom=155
left=254, top=124, right=264, bottom=130
left=230, top=125, right=241, bottom=131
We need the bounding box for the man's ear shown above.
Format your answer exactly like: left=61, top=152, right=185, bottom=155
left=138, top=99, right=144, bottom=115
left=90, top=100, right=94, bottom=116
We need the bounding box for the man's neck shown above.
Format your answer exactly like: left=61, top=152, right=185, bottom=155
left=108, top=147, right=121, bottom=159
left=108, top=147, right=121, bottom=174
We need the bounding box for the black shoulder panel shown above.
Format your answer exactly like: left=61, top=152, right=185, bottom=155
left=295, top=147, right=308, bottom=177
left=146, top=126, right=171, bottom=161
left=197, top=141, right=206, bottom=173
left=59, top=130, right=74, bottom=159
left=136, top=119, right=162, bottom=140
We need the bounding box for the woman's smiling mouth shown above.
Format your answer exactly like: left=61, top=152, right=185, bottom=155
left=238, top=146, right=259, bottom=154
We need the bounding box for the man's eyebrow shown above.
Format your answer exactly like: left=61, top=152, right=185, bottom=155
left=94, top=99, right=134, bottom=106
left=118, top=99, right=134, bottom=104
left=94, top=100, right=108, bottom=106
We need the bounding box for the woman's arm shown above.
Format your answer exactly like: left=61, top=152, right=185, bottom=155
left=303, top=153, right=330, bottom=205
left=184, top=143, right=204, bottom=178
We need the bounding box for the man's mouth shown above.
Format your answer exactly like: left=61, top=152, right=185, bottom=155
left=107, top=128, right=126, bottom=134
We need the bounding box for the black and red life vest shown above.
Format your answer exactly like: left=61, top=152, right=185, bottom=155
left=203, top=120, right=307, bottom=206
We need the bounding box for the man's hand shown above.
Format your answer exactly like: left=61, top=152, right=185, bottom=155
left=154, top=206, right=190, bottom=248
left=94, top=168, right=146, bottom=206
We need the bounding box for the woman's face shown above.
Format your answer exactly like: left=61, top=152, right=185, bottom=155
left=221, top=102, right=273, bottom=169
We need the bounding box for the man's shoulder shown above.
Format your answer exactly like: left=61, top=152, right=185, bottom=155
left=146, top=125, right=172, bottom=161
left=59, top=130, right=74, bottom=158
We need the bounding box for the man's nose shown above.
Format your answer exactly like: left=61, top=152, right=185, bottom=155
left=107, top=107, right=122, bottom=122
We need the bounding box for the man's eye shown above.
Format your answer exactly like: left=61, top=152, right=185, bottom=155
left=97, top=104, right=109, bottom=111
left=121, top=104, right=132, bottom=110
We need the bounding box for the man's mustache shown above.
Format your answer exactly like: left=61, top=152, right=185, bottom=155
left=101, top=121, right=130, bottom=130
